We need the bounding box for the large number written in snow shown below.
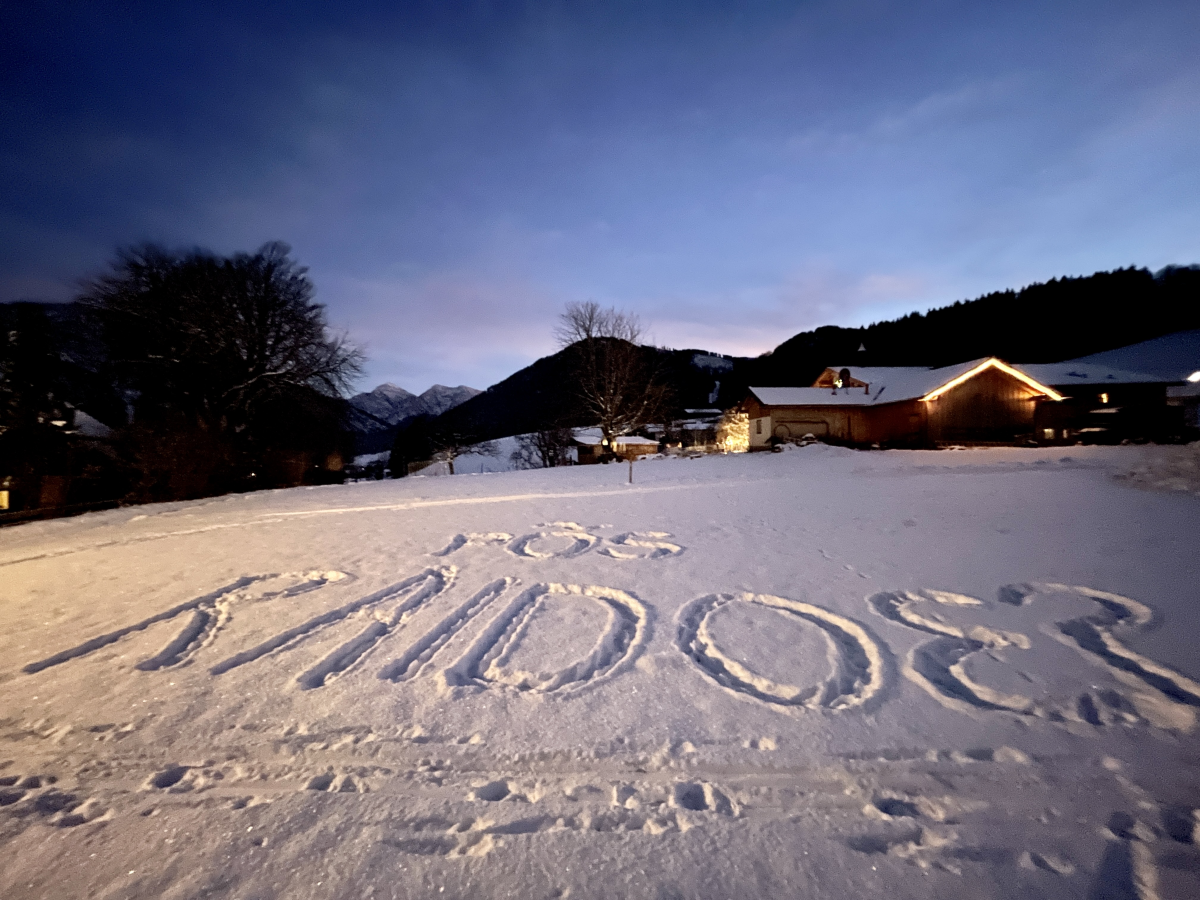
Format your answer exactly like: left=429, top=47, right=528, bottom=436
left=20, top=527, right=1200, bottom=731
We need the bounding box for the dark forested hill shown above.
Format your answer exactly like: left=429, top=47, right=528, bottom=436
left=747, top=265, right=1200, bottom=388
left=427, top=342, right=739, bottom=443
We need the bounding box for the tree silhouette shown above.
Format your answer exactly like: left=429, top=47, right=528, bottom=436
left=556, top=301, right=670, bottom=453
left=81, top=242, right=363, bottom=497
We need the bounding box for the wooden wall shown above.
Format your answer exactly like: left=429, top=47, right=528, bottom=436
left=744, top=396, right=926, bottom=447
left=924, top=366, right=1040, bottom=444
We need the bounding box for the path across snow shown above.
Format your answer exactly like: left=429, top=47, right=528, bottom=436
left=1, top=445, right=1198, bottom=899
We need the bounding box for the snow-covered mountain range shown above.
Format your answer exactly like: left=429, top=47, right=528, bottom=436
left=348, top=383, right=481, bottom=427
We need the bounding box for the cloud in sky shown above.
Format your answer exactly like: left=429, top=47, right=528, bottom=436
left=2, top=1, right=1198, bottom=392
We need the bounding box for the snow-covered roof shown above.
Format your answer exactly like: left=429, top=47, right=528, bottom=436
left=571, top=428, right=657, bottom=447
left=73, top=410, right=113, bottom=438
left=749, top=386, right=887, bottom=407
left=750, top=358, right=1066, bottom=407
left=1069, top=329, right=1200, bottom=382
left=1016, top=363, right=1166, bottom=385
left=817, top=365, right=945, bottom=387
left=751, top=360, right=984, bottom=407
left=614, top=435, right=659, bottom=446
left=572, top=427, right=605, bottom=445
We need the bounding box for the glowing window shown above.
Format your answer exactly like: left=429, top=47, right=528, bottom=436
left=1043, top=428, right=1055, bottom=440
left=1099, top=392, right=1109, bottom=404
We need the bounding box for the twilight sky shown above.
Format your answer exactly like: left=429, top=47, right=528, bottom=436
left=3, top=1, right=1199, bottom=393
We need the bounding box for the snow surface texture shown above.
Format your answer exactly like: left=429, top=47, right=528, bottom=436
left=1, top=445, right=1199, bottom=899
left=1113, top=442, right=1200, bottom=495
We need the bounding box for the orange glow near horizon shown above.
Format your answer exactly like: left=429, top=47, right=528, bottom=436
left=919, top=358, right=1066, bottom=403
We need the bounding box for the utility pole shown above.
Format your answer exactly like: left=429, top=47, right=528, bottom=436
left=628, top=457, right=633, bottom=484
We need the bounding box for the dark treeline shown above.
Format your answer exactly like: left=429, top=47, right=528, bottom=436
left=0, top=243, right=363, bottom=517
left=750, top=265, right=1200, bottom=387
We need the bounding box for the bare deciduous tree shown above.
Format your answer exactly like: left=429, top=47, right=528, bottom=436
left=80, top=242, right=364, bottom=497
left=510, top=426, right=574, bottom=469
left=432, top=432, right=498, bottom=475
left=556, top=301, right=669, bottom=454
left=82, top=242, right=364, bottom=436
left=554, top=300, right=644, bottom=346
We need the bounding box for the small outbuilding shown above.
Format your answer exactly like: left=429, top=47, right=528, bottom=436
left=572, top=428, right=660, bottom=463
left=612, top=435, right=660, bottom=460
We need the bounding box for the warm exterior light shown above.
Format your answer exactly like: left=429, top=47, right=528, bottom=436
left=1189, top=371, right=1200, bottom=383
left=919, top=358, right=1066, bottom=403
left=1099, top=392, right=1108, bottom=404
left=716, top=410, right=750, bottom=453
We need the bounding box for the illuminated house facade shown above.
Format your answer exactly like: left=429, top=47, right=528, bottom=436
left=744, top=358, right=1068, bottom=449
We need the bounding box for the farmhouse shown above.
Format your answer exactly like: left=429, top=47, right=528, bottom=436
left=744, top=358, right=1066, bottom=449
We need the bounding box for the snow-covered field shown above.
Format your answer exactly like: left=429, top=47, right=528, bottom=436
left=2, top=445, right=1199, bottom=899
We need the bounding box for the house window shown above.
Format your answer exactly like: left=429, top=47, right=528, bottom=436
left=1099, top=392, right=1109, bottom=404
left=1043, top=428, right=1055, bottom=440
left=756, top=419, right=762, bottom=434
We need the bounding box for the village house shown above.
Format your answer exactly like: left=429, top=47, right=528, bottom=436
left=744, top=358, right=1066, bottom=449
left=744, top=355, right=1192, bottom=449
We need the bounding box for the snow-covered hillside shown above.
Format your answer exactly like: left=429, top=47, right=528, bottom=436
left=2, top=445, right=1199, bottom=899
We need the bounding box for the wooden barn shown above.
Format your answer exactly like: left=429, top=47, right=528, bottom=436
left=744, top=358, right=1066, bottom=449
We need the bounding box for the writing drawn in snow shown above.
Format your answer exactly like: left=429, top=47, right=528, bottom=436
left=676, top=592, right=887, bottom=713
left=599, top=532, right=684, bottom=560
left=440, top=583, right=649, bottom=694
left=22, top=553, right=1196, bottom=734
left=868, top=583, right=1200, bottom=731
left=214, top=567, right=457, bottom=689
left=22, top=571, right=350, bottom=676
left=433, top=523, right=684, bottom=561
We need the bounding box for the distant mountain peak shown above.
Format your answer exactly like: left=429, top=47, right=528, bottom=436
left=371, top=383, right=417, bottom=400
left=418, top=384, right=482, bottom=417
left=349, top=382, right=480, bottom=427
